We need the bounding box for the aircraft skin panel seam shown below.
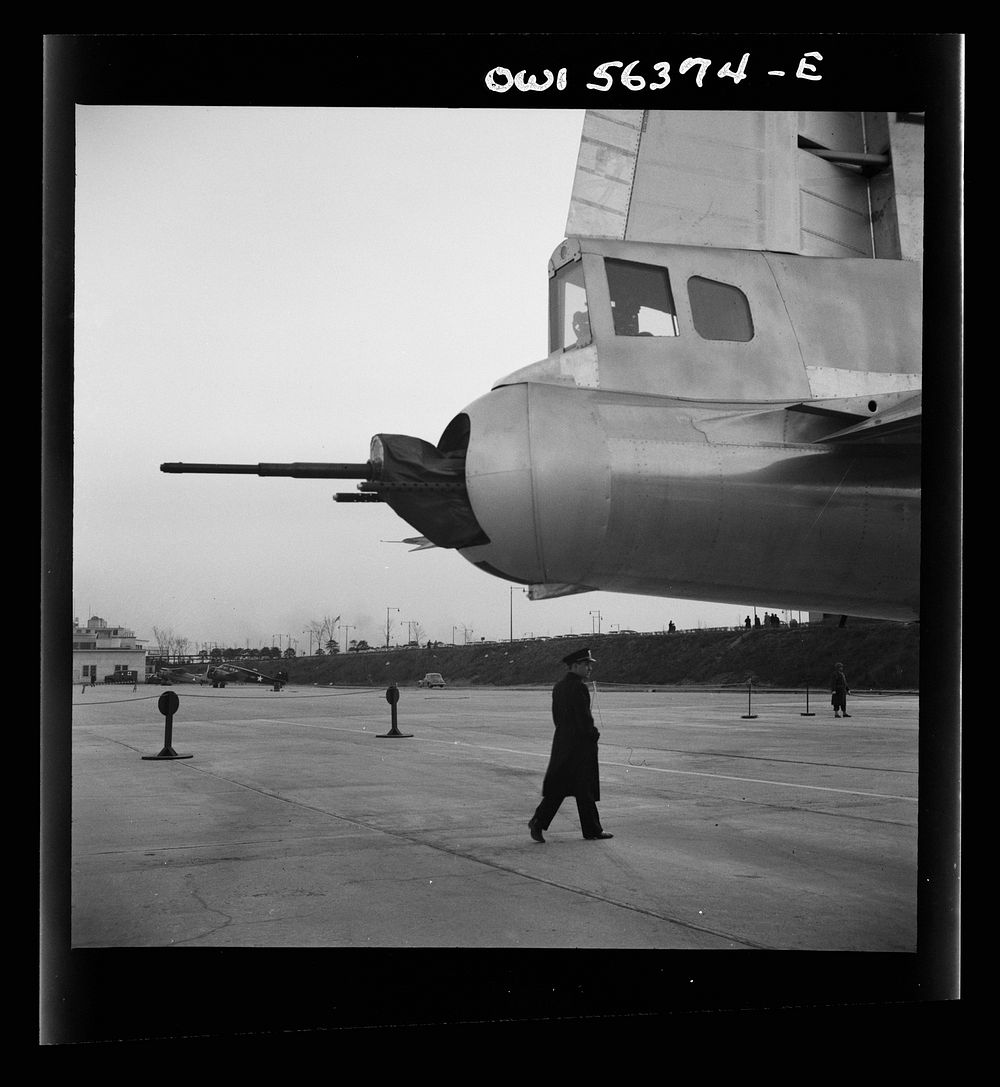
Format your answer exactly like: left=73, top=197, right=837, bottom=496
left=646, top=124, right=774, bottom=156
left=637, top=156, right=773, bottom=188
left=620, top=110, right=645, bottom=239
left=627, top=192, right=774, bottom=227
left=799, top=456, right=858, bottom=543
left=579, top=136, right=640, bottom=161
left=803, top=369, right=922, bottom=384
left=587, top=110, right=644, bottom=132
left=570, top=196, right=630, bottom=219
left=804, top=368, right=921, bottom=400
left=855, top=477, right=875, bottom=595
left=759, top=252, right=809, bottom=396
left=860, top=114, right=877, bottom=257
left=799, top=227, right=871, bottom=258
left=799, top=186, right=873, bottom=220
left=702, top=443, right=728, bottom=587
left=574, top=165, right=632, bottom=187
left=523, top=385, right=547, bottom=583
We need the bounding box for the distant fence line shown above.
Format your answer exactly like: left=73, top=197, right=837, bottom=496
left=149, top=619, right=912, bottom=664
left=304, top=621, right=821, bottom=652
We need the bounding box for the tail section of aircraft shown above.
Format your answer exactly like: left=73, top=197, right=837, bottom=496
left=567, top=110, right=924, bottom=263
left=160, top=109, right=927, bottom=622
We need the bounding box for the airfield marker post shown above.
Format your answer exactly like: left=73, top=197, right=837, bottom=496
left=142, top=691, right=193, bottom=760
left=378, top=683, right=413, bottom=739
left=800, top=685, right=816, bottom=717
left=741, top=677, right=758, bottom=720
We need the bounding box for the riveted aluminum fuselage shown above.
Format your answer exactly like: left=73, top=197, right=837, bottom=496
left=452, top=238, right=921, bottom=620
left=455, top=384, right=919, bottom=619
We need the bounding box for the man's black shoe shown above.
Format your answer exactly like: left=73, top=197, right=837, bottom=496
left=584, top=832, right=614, bottom=840
left=528, top=819, right=545, bottom=843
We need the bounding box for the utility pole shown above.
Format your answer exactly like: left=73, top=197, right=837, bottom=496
left=510, top=586, right=528, bottom=642
left=589, top=610, right=602, bottom=634
left=386, top=607, right=399, bottom=649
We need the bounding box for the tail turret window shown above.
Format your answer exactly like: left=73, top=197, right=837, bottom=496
left=688, top=275, right=754, bottom=341
left=606, top=259, right=679, bottom=337
left=550, top=259, right=591, bottom=352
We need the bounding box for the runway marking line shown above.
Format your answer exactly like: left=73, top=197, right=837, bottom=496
left=164, top=752, right=771, bottom=950
left=74, top=729, right=914, bottom=950
left=204, top=719, right=916, bottom=804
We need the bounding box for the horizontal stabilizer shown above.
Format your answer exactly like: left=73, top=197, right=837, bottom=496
left=788, top=391, right=922, bottom=444
left=382, top=536, right=437, bottom=551
left=528, top=583, right=597, bottom=601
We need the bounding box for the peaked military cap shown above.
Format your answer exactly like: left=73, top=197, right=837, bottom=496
left=562, top=647, right=597, bottom=666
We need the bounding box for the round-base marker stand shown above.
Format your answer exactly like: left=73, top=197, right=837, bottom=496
left=741, top=678, right=758, bottom=720
left=143, top=690, right=193, bottom=760
left=800, top=685, right=816, bottom=717
left=378, top=684, right=413, bottom=739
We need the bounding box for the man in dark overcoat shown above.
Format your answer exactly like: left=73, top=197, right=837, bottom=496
left=528, top=648, right=613, bottom=843
left=830, top=661, right=851, bottom=718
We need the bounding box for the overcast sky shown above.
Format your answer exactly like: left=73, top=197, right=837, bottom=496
left=73, top=105, right=796, bottom=653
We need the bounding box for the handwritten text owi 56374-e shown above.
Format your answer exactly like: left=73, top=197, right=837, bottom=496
left=484, top=52, right=824, bottom=94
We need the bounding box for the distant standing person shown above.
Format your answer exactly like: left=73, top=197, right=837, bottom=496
left=831, top=662, right=851, bottom=718
left=528, top=648, right=612, bottom=843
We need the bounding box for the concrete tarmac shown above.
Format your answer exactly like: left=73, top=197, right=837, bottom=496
left=47, top=681, right=947, bottom=1041
left=67, top=682, right=918, bottom=951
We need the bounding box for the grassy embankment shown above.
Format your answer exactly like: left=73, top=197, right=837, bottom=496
left=279, top=621, right=919, bottom=692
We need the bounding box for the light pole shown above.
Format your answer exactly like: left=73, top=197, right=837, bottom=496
left=509, top=586, right=527, bottom=642
left=303, top=630, right=312, bottom=656
left=386, top=607, right=398, bottom=649
left=343, top=624, right=355, bottom=653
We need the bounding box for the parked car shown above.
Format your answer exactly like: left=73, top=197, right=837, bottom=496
left=417, top=672, right=446, bottom=689
left=104, top=671, right=138, bottom=684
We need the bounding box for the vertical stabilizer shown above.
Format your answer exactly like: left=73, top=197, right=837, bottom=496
left=564, top=109, right=645, bottom=240
left=566, top=110, right=923, bottom=262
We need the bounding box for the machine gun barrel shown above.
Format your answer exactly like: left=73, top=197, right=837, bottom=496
left=160, top=461, right=373, bottom=479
